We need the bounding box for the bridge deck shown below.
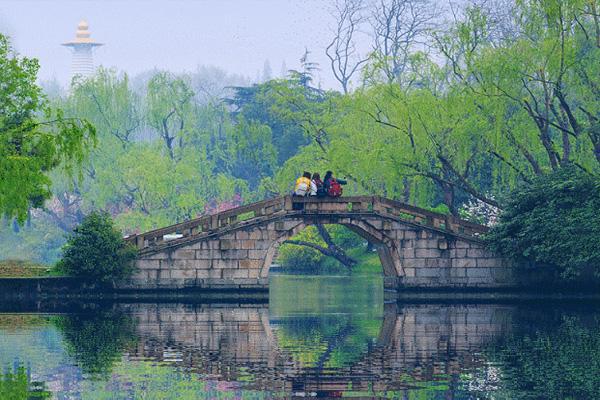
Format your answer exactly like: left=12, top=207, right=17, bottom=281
left=126, top=196, right=488, bottom=253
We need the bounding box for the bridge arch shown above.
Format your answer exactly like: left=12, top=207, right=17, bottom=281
left=127, top=196, right=512, bottom=291
left=257, top=216, right=403, bottom=280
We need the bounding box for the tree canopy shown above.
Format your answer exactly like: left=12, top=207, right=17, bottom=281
left=0, top=34, right=95, bottom=224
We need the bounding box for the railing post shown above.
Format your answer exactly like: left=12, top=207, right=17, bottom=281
left=136, top=235, right=145, bottom=249
left=284, top=195, right=293, bottom=211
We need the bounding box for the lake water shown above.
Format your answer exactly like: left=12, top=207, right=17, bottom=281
left=1, top=275, right=600, bottom=399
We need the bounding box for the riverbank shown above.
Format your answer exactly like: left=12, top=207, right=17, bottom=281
left=0, top=260, right=55, bottom=278
left=2, top=275, right=600, bottom=303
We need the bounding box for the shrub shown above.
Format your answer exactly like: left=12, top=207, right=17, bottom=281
left=57, top=211, right=137, bottom=283
left=487, top=167, right=600, bottom=278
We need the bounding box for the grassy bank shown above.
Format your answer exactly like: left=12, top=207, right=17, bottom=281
left=0, top=260, right=58, bottom=278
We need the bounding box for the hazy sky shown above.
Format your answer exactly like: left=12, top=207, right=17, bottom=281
left=0, top=0, right=359, bottom=89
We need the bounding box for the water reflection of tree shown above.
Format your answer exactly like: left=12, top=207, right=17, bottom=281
left=53, top=310, right=137, bottom=377
left=0, top=365, right=51, bottom=399
left=487, top=316, right=600, bottom=399
left=273, top=314, right=381, bottom=370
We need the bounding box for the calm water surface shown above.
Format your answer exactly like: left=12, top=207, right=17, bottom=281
left=1, top=275, right=600, bottom=399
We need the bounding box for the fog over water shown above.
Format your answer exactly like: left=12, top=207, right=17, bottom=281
left=0, top=0, right=367, bottom=88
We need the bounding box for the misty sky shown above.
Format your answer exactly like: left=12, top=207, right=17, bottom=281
left=0, top=0, right=365, bottom=89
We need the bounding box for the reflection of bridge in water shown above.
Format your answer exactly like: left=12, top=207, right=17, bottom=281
left=123, top=303, right=513, bottom=396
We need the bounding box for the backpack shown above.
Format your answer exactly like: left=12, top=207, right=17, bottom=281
left=314, top=179, right=326, bottom=197
left=327, top=178, right=343, bottom=197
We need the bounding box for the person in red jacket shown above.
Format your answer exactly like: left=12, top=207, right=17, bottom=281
left=323, top=171, right=347, bottom=197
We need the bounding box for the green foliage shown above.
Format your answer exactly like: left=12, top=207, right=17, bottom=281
left=53, top=310, right=137, bottom=376
left=57, top=211, right=137, bottom=283
left=278, top=225, right=371, bottom=274
left=278, top=226, right=326, bottom=273
left=0, top=33, right=95, bottom=224
left=487, top=167, right=600, bottom=277
left=0, top=366, right=51, bottom=400
left=489, top=316, right=600, bottom=399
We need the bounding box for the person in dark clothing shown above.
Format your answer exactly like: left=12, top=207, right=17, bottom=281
left=311, top=172, right=325, bottom=197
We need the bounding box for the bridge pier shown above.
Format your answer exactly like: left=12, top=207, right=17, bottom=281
left=124, top=196, right=516, bottom=291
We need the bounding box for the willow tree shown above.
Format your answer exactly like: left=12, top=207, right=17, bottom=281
left=0, top=34, right=95, bottom=223
left=436, top=0, right=600, bottom=179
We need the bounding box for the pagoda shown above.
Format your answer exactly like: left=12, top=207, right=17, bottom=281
left=62, top=20, right=103, bottom=80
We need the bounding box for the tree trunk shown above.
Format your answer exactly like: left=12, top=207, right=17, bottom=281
left=284, top=223, right=358, bottom=268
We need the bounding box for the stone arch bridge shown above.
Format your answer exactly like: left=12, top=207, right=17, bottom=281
left=125, top=196, right=514, bottom=290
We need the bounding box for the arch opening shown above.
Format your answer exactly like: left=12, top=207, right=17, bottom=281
left=259, top=217, right=402, bottom=281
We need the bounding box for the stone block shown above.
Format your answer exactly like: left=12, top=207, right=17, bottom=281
left=159, top=269, right=171, bottom=280
left=466, top=268, right=491, bottom=278
left=467, top=248, right=487, bottom=258
left=171, top=259, right=197, bottom=269
left=249, top=230, right=263, bottom=240
left=212, top=259, right=235, bottom=269
left=208, top=240, right=220, bottom=250
left=402, top=247, right=415, bottom=258
left=431, top=258, right=450, bottom=268
left=455, top=240, right=470, bottom=249
left=404, top=230, right=417, bottom=239
left=404, top=268, right=416, bottom=277
left=477, top=258, right=503, bottom=268
left=438, top=239, right=448, bottom=250
left=221, top=249, right=248, bottom=259
left=170, top=269, right=196, bottom=279
left=452, top=258, right=476, bottom=268
left=235, top=230, right=250, bottom=240
left=416, top=268, right=441, bottom=278
left=240, top=240, right=256, bottom=250
left=223, top=269, right=249, bottom=279
left=424, top=258, right=441, bottom=268
left=197, top=259, right=213, bottom=269
left=239, top=259, right=262, bottom=269
left=195, top=249, right=214, bottom=259
left=415, top=240, right=429, bottom=249
left=402, top=258, right=420, bottom=269
left=248, top=269, right=260, bottom=278
left=196, top=270, right=210, bottom=279
left=172, top=248, right=195, bottom=259
left=220, top=240, right=235, bottom=250
left=248, top=249, right=266, bottom=259
left=208, top=269, right=222, bottom=279
left=415, top=248, right=441, bottom=258
left=449, top=248, right=467, bottom=258
left=137, top=259, right=160, bottom=269
left=450, top=268, right=467, bottom=278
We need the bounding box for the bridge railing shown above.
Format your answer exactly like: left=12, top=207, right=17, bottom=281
left=128, top=195, right=488, bottom=250
left=291, top=196, right=488, bottom=237
left=376, top=198, right=488, bottom=237
left=126, top=197, right=286, bottom=249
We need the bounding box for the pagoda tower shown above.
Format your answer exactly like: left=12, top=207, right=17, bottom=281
left=62, top=20, right=103, bottom=80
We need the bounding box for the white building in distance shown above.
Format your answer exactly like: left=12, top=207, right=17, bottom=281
left=62, top=20, right=103, bottom=81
